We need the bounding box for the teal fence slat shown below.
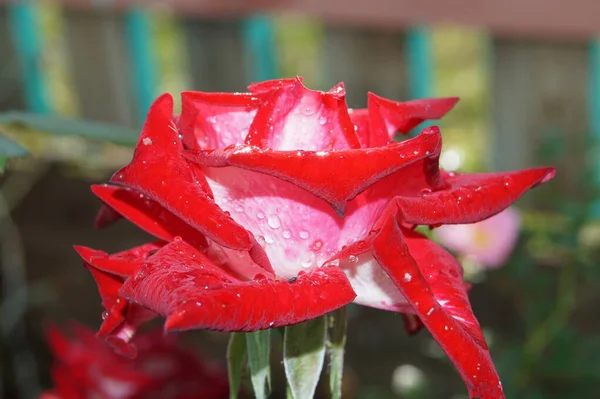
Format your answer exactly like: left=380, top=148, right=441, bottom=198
left=588, top=40, right=600, bottom=217
left=125, top=9, right=158, bottom=125
left=243, top=15, right=278, bottom=82
left=405, top=27, right=434, bottom=133
left=7, top=2, right=51, bottom=114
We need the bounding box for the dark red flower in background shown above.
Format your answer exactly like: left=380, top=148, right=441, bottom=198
left=76, top=78, right=554, bottom=399
left=40, top=324, right=228, bottom=399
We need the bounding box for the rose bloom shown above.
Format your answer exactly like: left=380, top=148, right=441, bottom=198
left=76, top=78, right=553, bottom=399
left=40, top=324, right=228, bottom=399
left=435, top=207, right=522, bottom=269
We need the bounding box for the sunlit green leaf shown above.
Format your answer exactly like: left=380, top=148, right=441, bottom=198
left=227, top=333, right=247, bottom=399
left=0, top=136, right=29, bottom=172
left=0, top=111, right=139, bottom=146
left=246, top=330, right=271, bottom=399
left=284, top=317, right=327, bottom=399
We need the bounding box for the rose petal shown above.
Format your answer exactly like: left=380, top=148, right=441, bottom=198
left=243, top=78, right=361, bottom=151
left=94, top=204, right=123, bottom=229
left=372, top=215, right=504, bottom=399
left=92, top=185, right=208, bottom=249
left=186, top=126, right=442, bottom=216
left=119, top=240, right=356, bottom=332
left=368, top=94, right=459, bottom=146
left=402, top=314, right=424, bottom=335
left=75, top=243, right=162, bottom=358
left=178, top=91, right=261, bottom=150
left=391, top=167, right=554, bottom=226
left=111, top=93, right=254, bottom=251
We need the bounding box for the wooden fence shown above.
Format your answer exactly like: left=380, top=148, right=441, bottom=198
left=0, top=1, right=598, bottom=210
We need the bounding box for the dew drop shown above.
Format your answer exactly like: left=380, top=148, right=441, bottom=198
left=348, top=255, right=358, bottom=264
left=311, top=240, right=323, bottom=251
left=267, top=214, right=281, bottom=229
left=419, top=188, right=432, bottom=196
left=403, top=272, right=412, bottom=282
left=173, top=236, right=182, bottom=243
left=257, top=211, right=265, bottom=220
left=142, top=137, right=153, bottom=146
left=299, top=230, right=309, bottom=240
left=318, top=116, right=327, bottom=125
left=301, top=106, right=314, bottom=116
left=235, top=204, right=245, bottom=213
left=101, top=311, right=109, bottom=320
left=264, top=235, right=274, bottom=244
left=253, top=273, right=267, bottom=281
left=196, top=301, right=202, bottom=306
left=283, top=230, right=292, bottom=239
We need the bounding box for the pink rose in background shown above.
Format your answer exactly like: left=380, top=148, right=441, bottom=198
left=434, top=207, right=521, bottom=269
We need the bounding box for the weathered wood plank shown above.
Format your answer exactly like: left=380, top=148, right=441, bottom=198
left=63, top=10, right=136, bottom=126
left=182, top=18, right=248, bottom=92
left=0, top=7, right=26, bottom=111
left=320, top=26, right=407, bottom=108
left=491, top=39, right=589, bottom=202
left=9, top=0, right=600, bottom=40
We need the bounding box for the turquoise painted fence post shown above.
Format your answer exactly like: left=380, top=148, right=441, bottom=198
left=405, top=27, right=434, bottom=133
left=242, top=15, right=278, bottom=82
left=588, top=40, right=600, bottom=218
left=7, top=1, right=51, bottom=114
left=125, top=9, right=158, bottom=125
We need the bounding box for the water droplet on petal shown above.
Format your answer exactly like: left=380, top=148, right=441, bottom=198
left=101, top=311, right=109, bottom=320
left=257, top=211, right=265, bottom=220
left=173, top=236, right=182, bottom=243
left=267, top=214, right=281, bottom=229
left=348, top=255, right=358, bottom=264
left=318, top=116, right=327, bottom=125
left=283, top=230, right=292, bottom=239
left=299, top=231, right=309, bottom=240
left=253, top=273, right=267, bottom=281
left=264, top=235, right=274, bottom=244
left=301, top=106, right=314, bottom=116
left=311, top=240, right=323, bottom=251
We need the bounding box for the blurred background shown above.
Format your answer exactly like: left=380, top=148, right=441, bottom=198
left=1, top=0, right=600, bottom=398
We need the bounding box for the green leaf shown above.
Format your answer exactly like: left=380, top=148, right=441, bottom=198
left=0, top=111, right=139, bottom=146
left=0, top=136, right=29, bottom=172
left=227, top=333, right=247, bottom=399
left=246, top=330, right=271, bottom=399
left=327, top=307, right=348, bottom=399
left=284, top=317, right=327, bottom=399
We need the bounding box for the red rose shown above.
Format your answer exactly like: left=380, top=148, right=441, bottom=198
left=76, top=78, right=553, bottom=399
left=40, top=323, right=228, bottom=399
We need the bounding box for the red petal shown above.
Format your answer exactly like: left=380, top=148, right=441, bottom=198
left=347, top=108, right=370, bottom=148
left=92, top=185, right=208, bottom=249
left=243, top=78, right=361, bottom=151
left=119, top=240, right=356, bottom=332
left=94, top=205, right=123, bottom=229
left=372, top=215, right=504, bottom=399
left=393, top=167, right=555, bottom=225
left=76, top=243, right=162, bottom=358
left=402, top=314, right=424, bottom=335
left=186, top=127, right=442, bottom=216
left=178, top=91, right=261, bottom=150
left=110, top=93, right=254, bottom=251
left=368, top=95, right=459, bottom=146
